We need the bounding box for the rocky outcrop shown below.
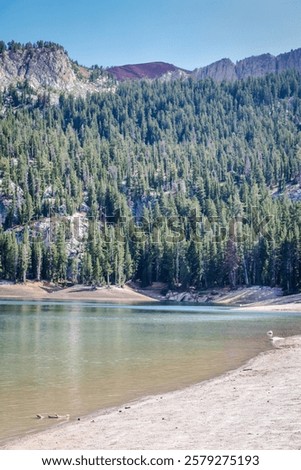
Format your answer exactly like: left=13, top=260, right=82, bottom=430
left=0, top=47, right=75, bottom=91
left=277, top=48, right=301, bottom=74
left=193, top=58, right=236, bottom=82
left=165, top=286, right=283, bottom=305
left=192, top=48, right=301, bottom=82
left=0, top=44, right=114, bottom=97
left=236, top=53, right=277, bottom=79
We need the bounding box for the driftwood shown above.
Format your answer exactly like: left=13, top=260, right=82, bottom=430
left=36, top=413, right=70, bottom=419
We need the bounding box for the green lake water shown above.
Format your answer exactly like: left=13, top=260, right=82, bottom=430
left=1, top=300, right=301, bottom=442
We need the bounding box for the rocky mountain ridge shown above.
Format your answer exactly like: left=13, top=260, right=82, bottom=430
left=192, top=48, right=301, bottom=81
left=0, top=41, right=301, bottom=95
left=107, top=48, right=301, bottom=82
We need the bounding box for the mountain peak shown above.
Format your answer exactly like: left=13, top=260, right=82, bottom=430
left=107, top=61, right=188, bottom=81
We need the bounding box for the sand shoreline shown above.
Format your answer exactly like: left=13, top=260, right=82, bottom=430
left=1, top=282, right=301, bottom=311
left=2, top=335, right=301, bottom=450
left=0, top=282, right=157, bottom=304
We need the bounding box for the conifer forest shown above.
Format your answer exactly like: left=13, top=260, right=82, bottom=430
left=0, top=71, right=301, bottom=293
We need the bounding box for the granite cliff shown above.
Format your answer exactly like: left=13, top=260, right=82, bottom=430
left=0, top=41, right=114, bottom=97
left=192, top=48, right=301, bottom=81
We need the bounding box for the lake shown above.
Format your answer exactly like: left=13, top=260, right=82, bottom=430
left=1, top=300, right=301, bottom=442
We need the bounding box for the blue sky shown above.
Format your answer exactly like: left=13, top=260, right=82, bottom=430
left=0, top=0, right=300, bottom=69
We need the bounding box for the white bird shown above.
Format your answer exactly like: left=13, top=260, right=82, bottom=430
left=267, top=330, right=284, bottom=342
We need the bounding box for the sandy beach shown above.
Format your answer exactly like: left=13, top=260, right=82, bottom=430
left=2, top=335, right=301, bottom=450
left=0, top=282, right=156, bottom=304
